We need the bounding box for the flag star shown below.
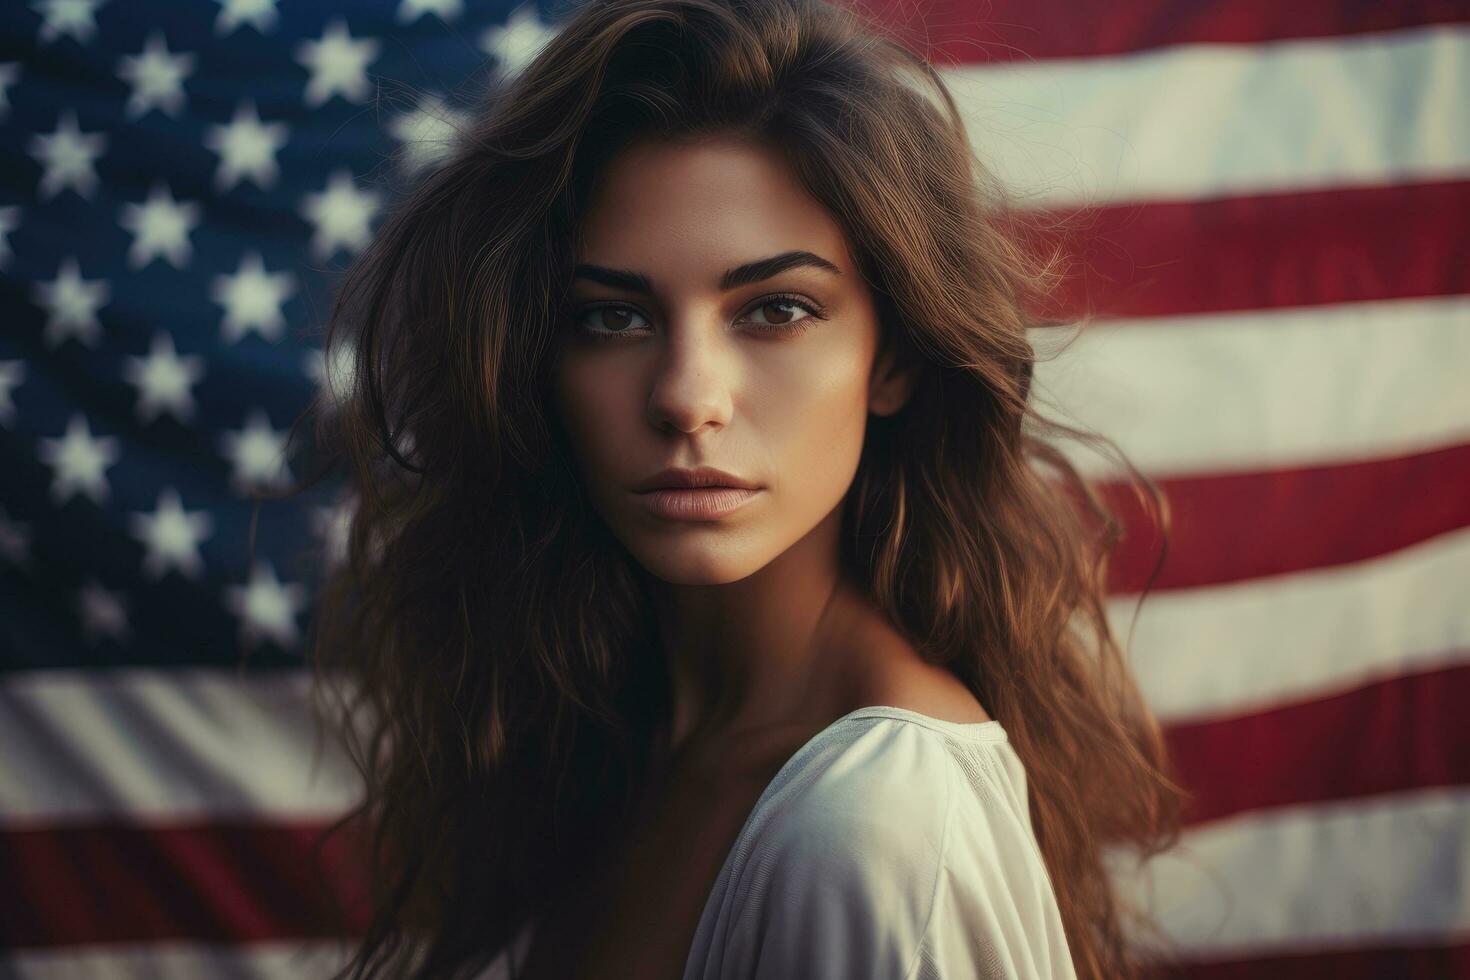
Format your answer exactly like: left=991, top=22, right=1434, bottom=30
left=303, top=336, right=356, bottom=406
left=0, top=63, right=19, bottom=122
left=116, top=31, right=196, bottom=120
left=218, top=406, right=293, bottom=495
left=214, top=0, right=279, bottom=36
left=129, top=487, right=213, bottom=581
left=480, top=3, right=558, bottom=78
left=204, top=100, right=289, bottom=192
left=223, top=559, right=307, bottom=649
left=118, top=183, right=200, bottom=270
left=0, top=359, right=24, bottom=426
left=0, top=205, right=20, bottom=268
left=302, top=346, right=325, bottom=385
left=311, top=496, right=354, bottom=570
left=211, top=250, right=295, bottom=344
left=397, top=0, right=462, bottom=23
left=78, top=577, right=130, bottom=645
left=121, top=331, right=205, bottom=425
left=300, top=169, right=380, bottom=261
left=296, top=18, right=379, bottom=107
left=37, top=411, right=121, bottom=507
left=28, top=110, right=107, bottom=200
left=388, top=92, right=469, bottom=177
left=33, top=256, right=110, bottom=349
left=0, top=505, right=31, bottom=566
left=31, top=0, right=105, bottom=45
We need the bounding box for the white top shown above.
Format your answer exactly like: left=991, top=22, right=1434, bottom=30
left=483, top=705, right=1077, bottom=979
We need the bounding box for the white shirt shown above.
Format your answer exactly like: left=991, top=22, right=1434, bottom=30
left=682, top=705, right=1078, bottom=979
left=484, top=705, right=1077, bottom=979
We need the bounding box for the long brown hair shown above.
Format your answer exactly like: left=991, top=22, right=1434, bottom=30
left=281, top=0, right=1190, bottom=976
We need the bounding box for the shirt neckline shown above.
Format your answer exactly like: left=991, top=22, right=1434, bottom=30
left=734, top=703, right=1009, bottom=856
left=743, top=704, right=1009, bottom=826
left=828, top=704, right=1008, bottom=742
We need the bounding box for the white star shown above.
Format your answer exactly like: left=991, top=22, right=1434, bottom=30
left=204, top=100, right=289, bottom=192
left=0, top=205, right=20, bottom=268
left=311, top=496, right=355, bottom=570
left=31, top=0, right=105, bottom=45
left=121, top=331, right=205, bottom=425
left=78, top=577, right=130, bottom=645
left=211, top=250, right=295, bottom=344
left=218, top=406, right=293, bottom=495
left=397, top=0, right=462, bottom=23
left=118, top=183, right=201, bottom=270
left=296, top=18, right=379, bottom=107
left=0, top=505, right=31, bottom=566
left=214, top=0, right=279, bottom=36
left=37, top=412, right=121, bottom=507
left=303, top=336, right=356, bottom=407
left=388, top=92, right=469, bottom=177
left=116, top=31, right=195, bottom=120
left=0, top=63, right=20, bottom=122
left=480, top=3, right=558, bottom=78
left=28, top=110, right=107, bottom=200
left=300, top=169, right=380, bottom=262
left=129, top=486, right=213, bottom=581
left=223, top=559, right=307, bottom=649
left=33, top=256, right=110, bottom=349
left=0, top=360, right=23, bottom=427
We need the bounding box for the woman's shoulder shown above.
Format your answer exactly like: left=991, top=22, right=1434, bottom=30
left=752, top=703, right=1020, bottom=863
left=759, top=711, right=962, bottom=849
left=699, top=714, right=1051, bottom=978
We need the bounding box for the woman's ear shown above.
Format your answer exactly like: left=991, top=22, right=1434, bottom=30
left=868, top=335, right=921, bottom=418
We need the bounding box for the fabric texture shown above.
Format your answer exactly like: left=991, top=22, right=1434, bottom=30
left=681, top=705, right=1078, bottom=979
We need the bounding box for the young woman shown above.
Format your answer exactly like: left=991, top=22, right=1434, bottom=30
left=296, top=0, right=1188, bottom=977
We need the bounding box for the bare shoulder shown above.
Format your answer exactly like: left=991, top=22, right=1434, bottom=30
left=843, top=624, right=994, bottom=726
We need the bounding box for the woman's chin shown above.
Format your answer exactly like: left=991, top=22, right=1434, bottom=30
left=625, top=541, right=771, bottom=587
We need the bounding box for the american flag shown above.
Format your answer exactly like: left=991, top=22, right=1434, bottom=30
left=0, top=1, right=1465, bottom=977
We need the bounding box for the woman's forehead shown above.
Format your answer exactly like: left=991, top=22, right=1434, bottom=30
left=578, top=137, right=848, bottom=257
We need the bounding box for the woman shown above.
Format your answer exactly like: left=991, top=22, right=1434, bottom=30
left=295, top=0, right=1188, bottom=977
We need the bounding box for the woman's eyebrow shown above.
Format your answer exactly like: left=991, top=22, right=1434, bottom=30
left=572, top=249, right=843, bottom=295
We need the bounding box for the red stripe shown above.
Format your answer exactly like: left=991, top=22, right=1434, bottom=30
left=0, top=819, right=371, bottom=947
left=1026, top=180, right=1470, bottom=323
left=1103, top=442, right=1470, bottom=594
left=1152, top=939, right=1470, bottom=979
left=1165, top=663, right=1470, bottom=828
left=867, top=0, right=1470, bottom=63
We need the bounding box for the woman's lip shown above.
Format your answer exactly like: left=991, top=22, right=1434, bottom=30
left=634, top=487, right=761, bottom=521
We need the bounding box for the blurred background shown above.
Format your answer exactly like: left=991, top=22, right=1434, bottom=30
left=1, top=1, right=1466, bottom=977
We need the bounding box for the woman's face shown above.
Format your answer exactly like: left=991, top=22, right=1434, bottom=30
left=552, top=135, right=912, bottom=585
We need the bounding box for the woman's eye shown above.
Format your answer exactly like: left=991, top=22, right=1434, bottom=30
left=569, top=294, right=826, bottom=340
left=574, top=304, right=649, bottom=336
left=741, top=298, right=820, bottom=330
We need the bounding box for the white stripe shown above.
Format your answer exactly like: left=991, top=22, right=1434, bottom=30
left=0, top=669, right=361, bottom=821
left=1, top=941, right=355, bottom=980
left=1112, top=525, right=1470, bottom=724
left=946, top=24, right=1470, bottom=207
left=1106, top=787, right=1470, bottom=957
left=1028, top=294, right=1470, bottom=480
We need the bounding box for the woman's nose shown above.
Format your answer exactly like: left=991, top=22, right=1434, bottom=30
left=645, top=322, right=735, bottom=435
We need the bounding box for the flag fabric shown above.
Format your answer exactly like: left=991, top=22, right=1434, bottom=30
left=1, top=1, right=1466, bottom=977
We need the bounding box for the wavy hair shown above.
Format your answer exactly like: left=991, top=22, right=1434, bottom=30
left=276, top=0, right=1191, bottom=976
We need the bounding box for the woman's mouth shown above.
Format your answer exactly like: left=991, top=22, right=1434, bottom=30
left=633, top=486, right=762, bottom=521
